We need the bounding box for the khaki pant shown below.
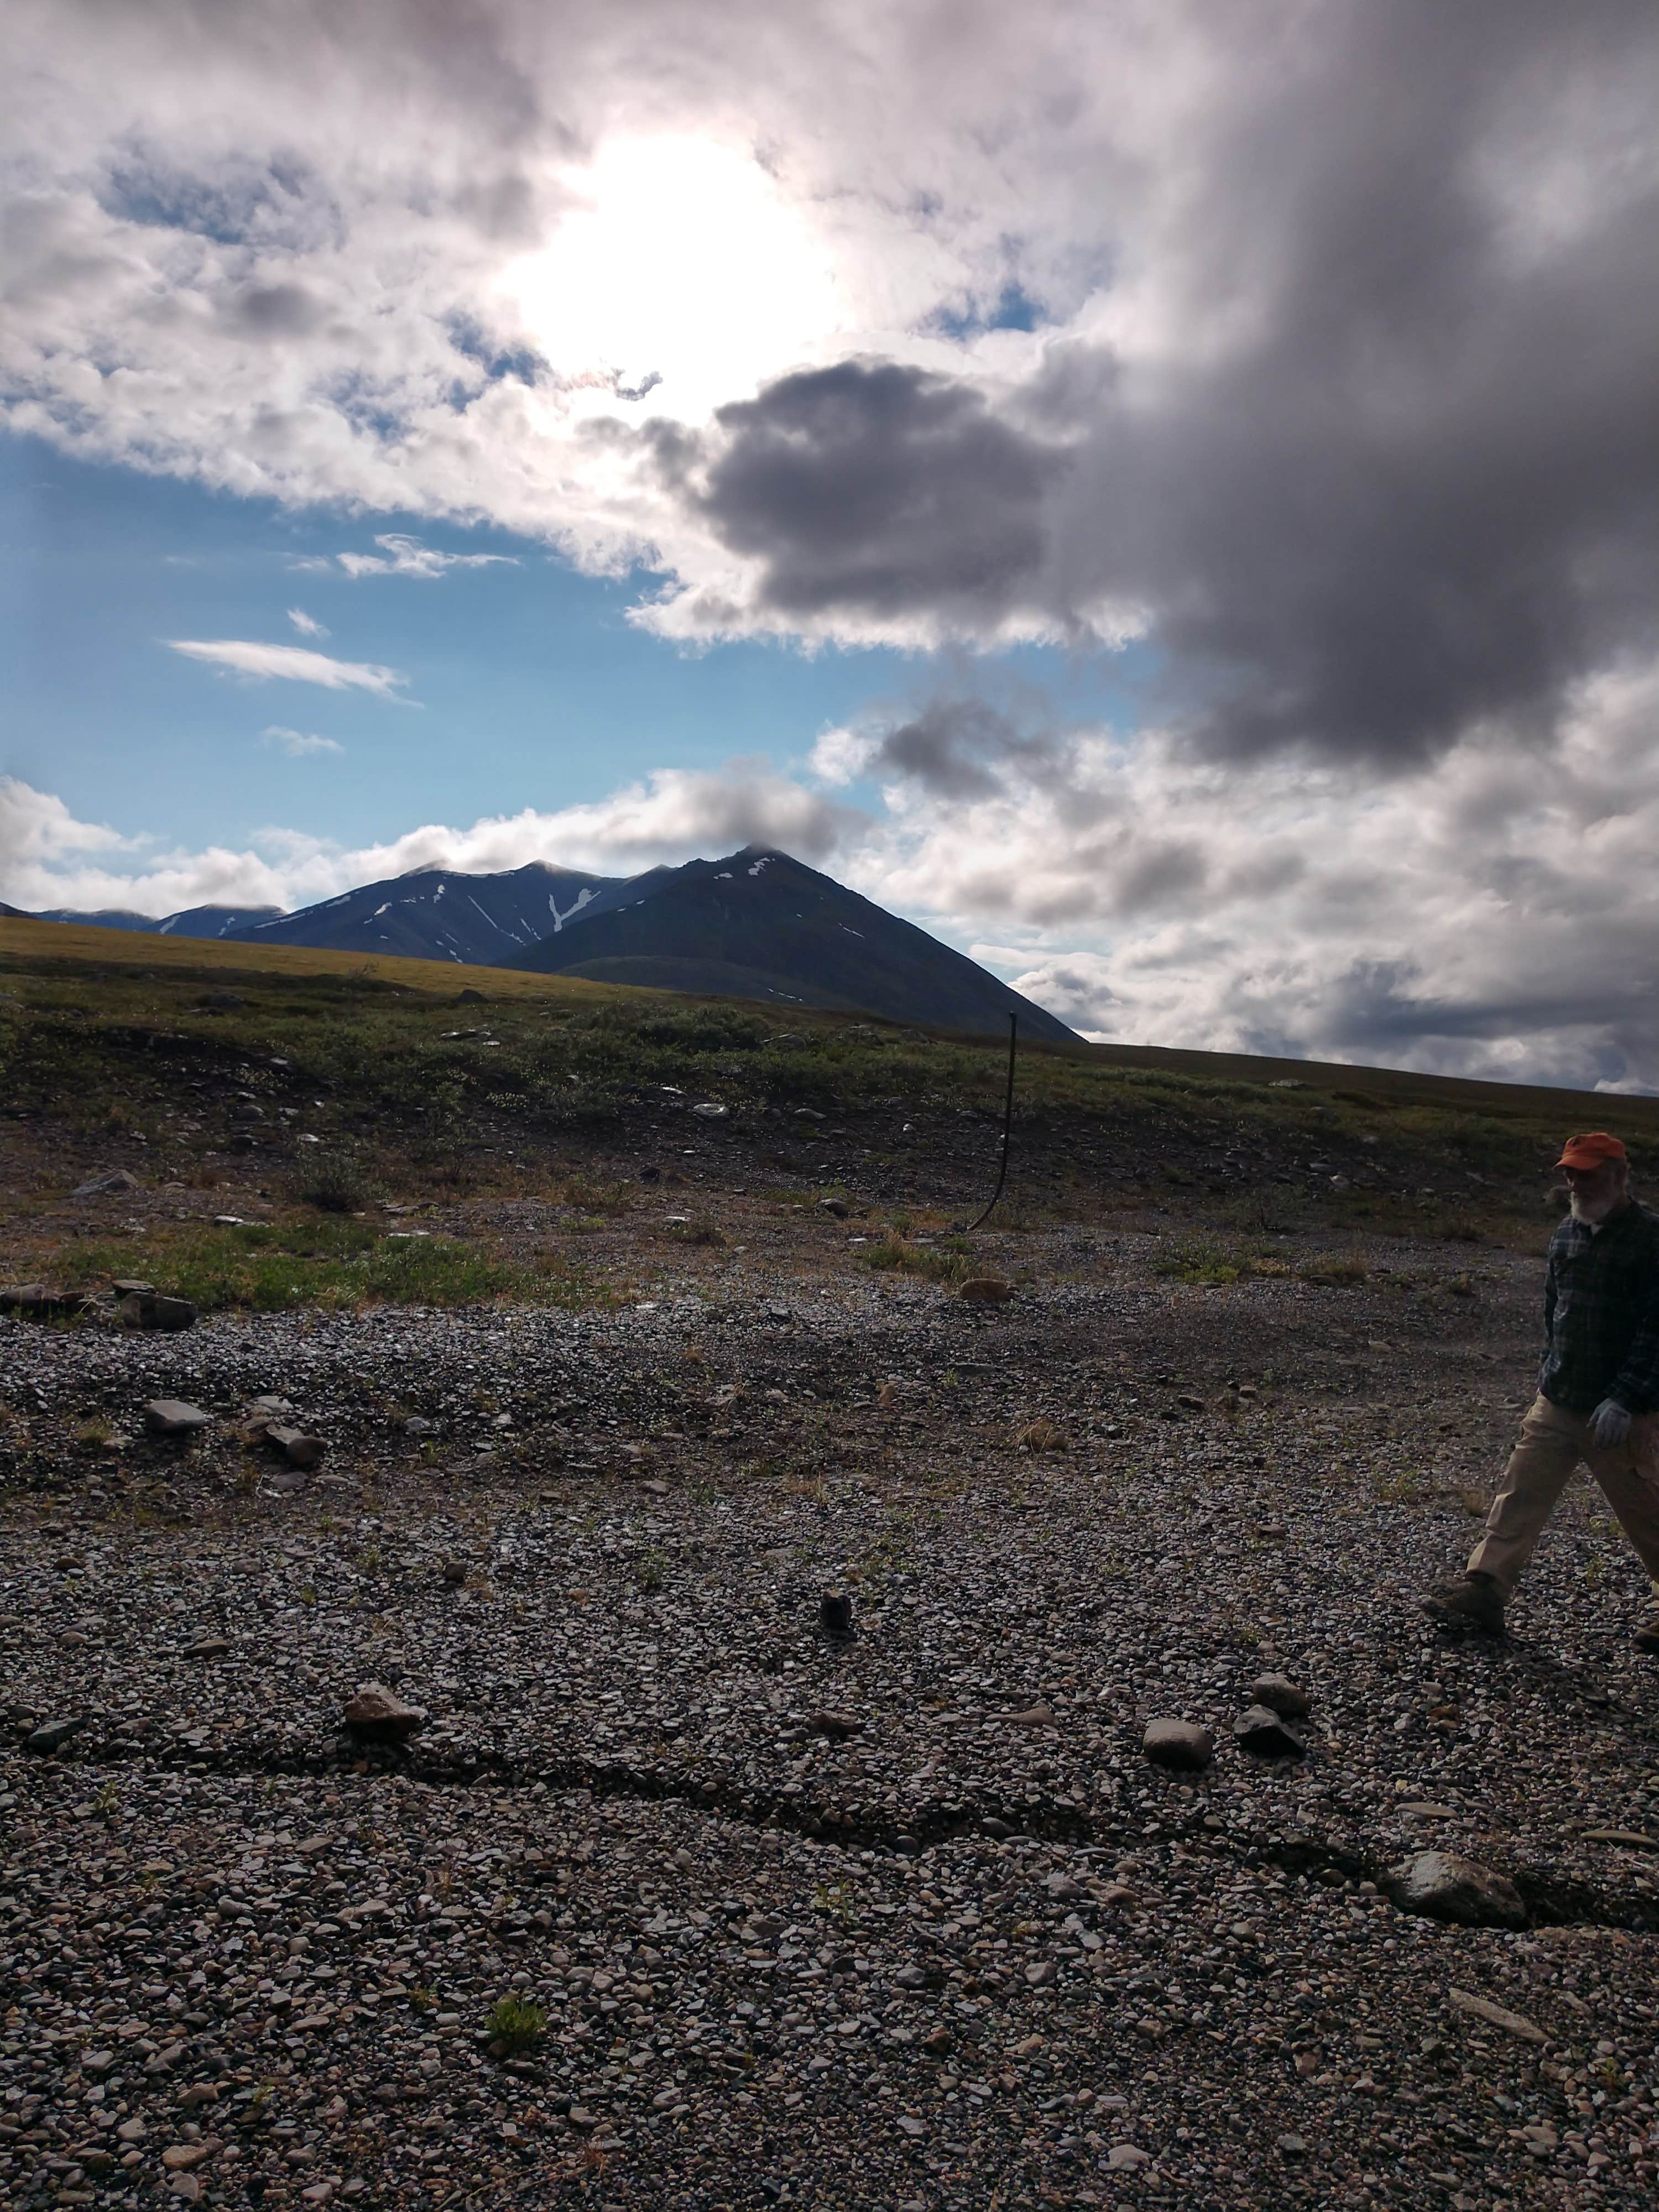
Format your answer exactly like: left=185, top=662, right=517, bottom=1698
left=1468, top=1394, right=1659, bottom=1599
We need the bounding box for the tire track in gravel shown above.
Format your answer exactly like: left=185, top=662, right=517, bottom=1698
left=20, top=1735, right=1659, bottom=1938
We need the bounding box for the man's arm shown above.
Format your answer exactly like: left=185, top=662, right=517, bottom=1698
left=1608, top=1229, right=1659, bottom=1414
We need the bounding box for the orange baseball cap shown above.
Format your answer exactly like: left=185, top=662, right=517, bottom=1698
left=1554, top=1132, right=1627, bottom=1170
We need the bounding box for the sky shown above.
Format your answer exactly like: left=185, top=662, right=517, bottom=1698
left=2, top=0, right=1655, bottom=1091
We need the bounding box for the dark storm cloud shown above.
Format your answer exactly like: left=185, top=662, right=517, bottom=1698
left=691, top=361, right=1062, bottom=625
left=868, top=698, right=1055, bottom=800
left=677, top=0, right=1657, bottom=768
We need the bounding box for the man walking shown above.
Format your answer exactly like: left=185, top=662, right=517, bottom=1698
left=1422, top=1132, right=1659, bottom=1650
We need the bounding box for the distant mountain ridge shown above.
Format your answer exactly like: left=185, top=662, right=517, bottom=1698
left=506, top=847, right=1078, bottom=1043
left=11, top=848, right=1078, bottom=1042
left=238, top=862, right=622, bottom=964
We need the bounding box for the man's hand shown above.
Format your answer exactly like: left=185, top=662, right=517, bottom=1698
left=1589, top=1397, right=1632, bottom=1451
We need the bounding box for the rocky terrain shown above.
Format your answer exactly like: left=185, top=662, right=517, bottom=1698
left=2, top=946, right=1657, bottom=2209
left=3, top=1195, right=1658, bottom=2212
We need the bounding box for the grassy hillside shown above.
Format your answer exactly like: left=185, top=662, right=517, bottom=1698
left=2, top=913, right=1654, bottom=1219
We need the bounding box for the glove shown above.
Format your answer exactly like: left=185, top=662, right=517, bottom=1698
left=1589, top=1397, right=1632, bottom=1451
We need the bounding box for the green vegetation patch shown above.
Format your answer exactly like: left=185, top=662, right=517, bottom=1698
left=55, top=1218, right=610, bottom=1314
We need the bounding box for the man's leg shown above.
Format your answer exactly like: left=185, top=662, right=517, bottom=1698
left=1466, top=1396, right=1588, bottom=1596
left=1582, top=1412, right=1659, bottom=1614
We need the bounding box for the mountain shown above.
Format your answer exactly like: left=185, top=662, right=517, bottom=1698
left=28, top=904, right=283, bottom=937
left=506, top=847, right=1079, bottom=1044
left=236, top=860, right=622, bottom=964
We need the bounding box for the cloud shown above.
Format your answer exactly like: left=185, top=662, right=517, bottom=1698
left=333, top=534, right=519, bottom=580
left=1, top=2, right=1647, bottom=768
left=260, top=724, right=342, bottom=756
left=286, top=607, right=327, bottom=637
left=4, top=656, right=1654, bottom=1092
left=165, top=639, right=409, bottom=695
left=837, top=658, right=1659, bottom=1091
left=0, top=760, right=864, bottom=927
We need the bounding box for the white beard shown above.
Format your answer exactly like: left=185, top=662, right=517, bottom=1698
left=1570, top=1187, right=1620, bottom=1225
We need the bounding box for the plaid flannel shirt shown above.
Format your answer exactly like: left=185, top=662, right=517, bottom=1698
left=1540, top=1200, right=1659, bottom=1416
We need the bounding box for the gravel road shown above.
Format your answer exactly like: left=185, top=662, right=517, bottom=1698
left=3, top=1225, right=1657, bottom=2209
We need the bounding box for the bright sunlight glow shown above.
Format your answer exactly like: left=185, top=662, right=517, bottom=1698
left=499, top=135, right=846, bottom=420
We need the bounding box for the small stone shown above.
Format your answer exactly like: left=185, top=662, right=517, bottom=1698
left=895, top=1967, right=930, bottom=1989
left=1580, top=1827, right=1658, bottom=1850
left=958, top=1277, right=1014, bottom=1303
left=1447, top=1987, right=1546, bottom=2043
left=1277, top=2133, right=1308, bottom=2158
left=1002, top=1702, right=1057, bottom=1728
left=921, top=2026, right=952, bottom=2052
left=1249, top=1672, right=1311, bottom=1718
left=203, top=991, right=246, bottom=1010
left=441, top=1557, right=468, bottom=1585
left=144, top=1399, right=211, bottom=1436
left=691, top=1101, right=728, bottom=1119
left=162, top=2145, right=210, bottom=2171
left=117, top=2119, right=147, bottom=2143
left=1141, top=1718, right=1215, bottom=1771
left=809, top=1709, right=863, bottom=1740
left=109, top=1278, right=155, bottom=1298
left=1386, top=1851, right=1527, bottom=1928
left=1107, top=2143, right=1150, bottom=2169
left=817, top=1196, right=852, bottom=1218
left=182, top=1635, right=230, bottom=1659
left=73, top=1169, right=142, bottom=1197
left=265, top=1425, right=325, bottom=1469
left=342, top=1682, right=427, bottom=1740
left=818, top=1589, right=854, bottom=1637
left=24, top=1715, right=88, bottom=1752
left=168, top=2177, right=202, bottom=2204
left=1233, top=1704, right=1307, bottom=1758
left=980, top=1817, right=1016, bottom=1839
left=1401, top=1801, right=1460, bottom=1820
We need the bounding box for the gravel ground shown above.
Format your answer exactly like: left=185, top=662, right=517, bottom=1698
left=3, top=1222, right=1657, bottom=2209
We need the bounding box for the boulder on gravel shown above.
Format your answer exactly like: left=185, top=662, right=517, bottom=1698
left=958, top=1276, right=1014, bottom=1302
left=1233, top=1704, right=1307, bottom=1757
left=118, top=1291, right=198, bottom=1331
left=341, top=1683, right=427, bottom=1740
left=24, top=1716, right=87, bottom=1753
left=264, top=1425, right=324, bottom=1469
left=1386, top=1850, right=1526, bottom=1928
left=73, top=1169, right=142, bottom=1197
left=1142, top=1718, right=1215, bottom=1771
left=818, top=1589, right=854, bottom=1636
left=1249, top=1672, right=1311, bottom=1718
left=143, top=1399, right=211, bottom=1436
left=1, top=1284, right=97, bottom=1319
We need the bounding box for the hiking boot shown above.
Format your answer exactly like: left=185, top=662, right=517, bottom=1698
left=1420, top=1571, right=1505, bottom=1634
left=1634, top=1609, right=1659, bottom=1656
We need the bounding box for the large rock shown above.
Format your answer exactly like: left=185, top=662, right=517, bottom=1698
left=74, top=1169, right=142, bottom=1197
left=1386, top=1850, right=1526, bottom=1928
left=264, top=1425, right=324, bottom=1469
left=24, top=1716, right=88, bottom=1753
left=1, top=1284, right=97, bottom=1320
left=118, top=1291, right=197, bottom=1332
left=1233, top=1704, right=1307, bottom=1758
left=958, top=1277, right=1014, bottom=1303
left=143, top=1400, right=211, bottom=1436
left=1142, top=1718, right=1215, bottom=1771
left=1249, top=1672, right=1311, bottom=1718
left=342, top=1683, right=427, bottom=1740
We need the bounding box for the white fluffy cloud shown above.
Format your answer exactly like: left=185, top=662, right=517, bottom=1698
left=0, top=762, right=863, bottom=927
left=332, top=534, right=519, bottom=580
left=4, top=660, right=1653, bottom=1089
left=165, top=640, right=409, bottom=695
left=285, top=607, right=327, bottom=637
left=260, top=726, right=341, bottom=757
left=818, top=661, right=1659, bottom=1091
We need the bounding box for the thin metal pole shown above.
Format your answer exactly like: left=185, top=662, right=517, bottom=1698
left=964, top=1013, right=1017, bottom=1233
